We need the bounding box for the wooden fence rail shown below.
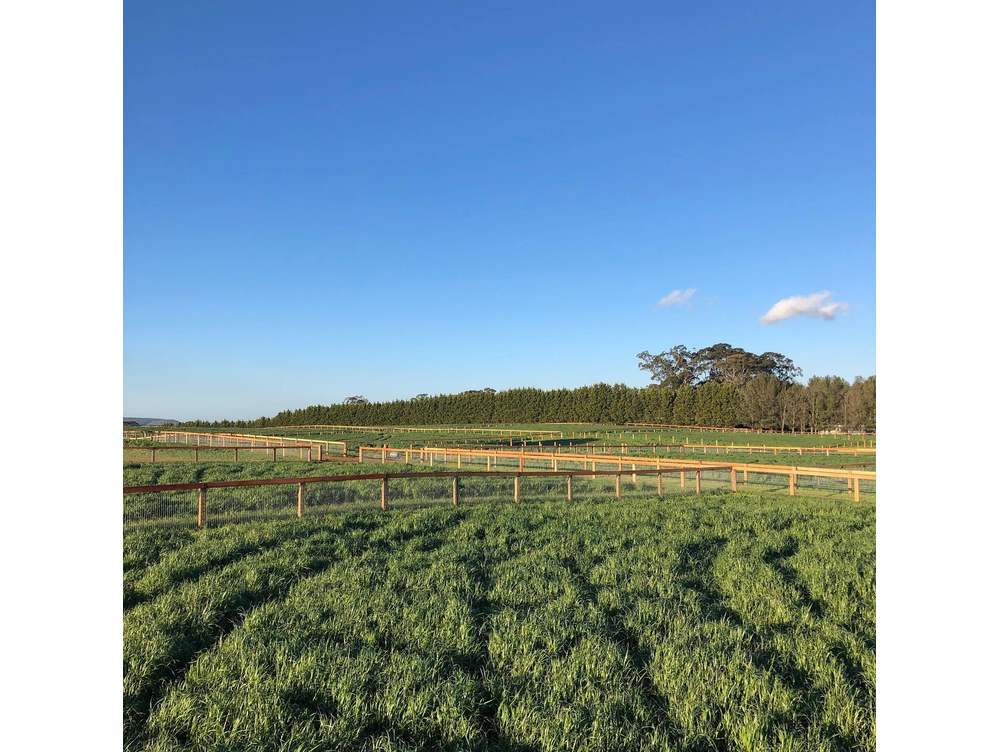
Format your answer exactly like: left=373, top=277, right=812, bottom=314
left=262, top=424, right=563, bottom=437
left=451, top=441, right=876, bottom=457
left=142, top=430, right=348, bottom=456
left=358, top=444, right=876, bottom=481
left=124, top=465, right=737, bottom=528
left=625, top=422, right=876, bottom=437
left=126, top=444, right=316, bottom=463
left=355, top=445, right=874, bottom=506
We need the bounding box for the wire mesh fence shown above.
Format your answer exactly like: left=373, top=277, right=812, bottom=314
left=124, top=490, right=199, bottom=530
left=359, top=447, right=876, bottom=504
left=124, top=445, right=314, bottom=463
left=136, top=430, right=348, bottom=457
left=123, top=459, right=874, bottom=532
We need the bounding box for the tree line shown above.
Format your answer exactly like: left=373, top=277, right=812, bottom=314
left=182, top=344, right=874, bottom=432
left=185, top=379, right=874, bottom=432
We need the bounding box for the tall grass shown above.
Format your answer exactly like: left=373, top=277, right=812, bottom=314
left=124, top=494, right=874, bottom=751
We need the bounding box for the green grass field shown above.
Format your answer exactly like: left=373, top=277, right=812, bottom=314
left=148, top=424, right=874, bottom=451
left=124, top=493, right=874, bottom=752
left=124, top=459, right=873, bottom=531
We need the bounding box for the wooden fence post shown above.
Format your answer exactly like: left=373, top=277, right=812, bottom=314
left=452, top=477, right=459, bottom=508
left=615, top=473, right=622, bottom=499
left=853, top=477, right=860, bottom=503
left=150, top=448, right=156, bottom=462
left=358, top=447, right=363, bottom=462
left=297, top=482, right=305, bottom=518
left=789, top=473, right=797, bottom=497
left=657, top=472, right=662, bottom=496
left=197, top=487, right=206, bottom=529
left=730, top=468, right=737, bottom=492
left=308, top=447, right=313, bottom=462
left=381, top=475, right=388, bottom=510
left=514, top=474, right=521, bottom=503
left=234, top=448, right=239, bottom=462
left=695, top=470, right=702, bottom=494
left=566, top=474, right=573, bottom=502
left=680, top=470, right=685, bottom=489
left=272, top=447, right=277, bottom=462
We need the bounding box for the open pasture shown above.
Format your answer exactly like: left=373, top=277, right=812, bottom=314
left=124, top=457, right=874, bottom=531
left=158, top=423, right=873, bottom=448
left=124, top=494, right=874, bottom=752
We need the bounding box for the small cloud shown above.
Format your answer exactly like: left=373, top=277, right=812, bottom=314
left=658, top=288, right=696, bottom=307
left=761, top=291, right=848, bottom=324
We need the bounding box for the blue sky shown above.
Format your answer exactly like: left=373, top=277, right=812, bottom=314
left=125, top=1, right=873, bottom=420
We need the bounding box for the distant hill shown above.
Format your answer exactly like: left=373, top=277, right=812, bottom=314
left=124, top=417, right=179, bottom=426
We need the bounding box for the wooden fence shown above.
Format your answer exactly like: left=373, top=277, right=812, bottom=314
left=625, top=422, right=876, bottom=437
left=267, top=424, right=564, bottom=437
left=357, top=445, right=875, bottom=502
left=126, top=444, right=317, bottom=463
left=448, top=441, right=876, bottom=457
left=123, top=464, right=739, bottom=529
left=141, top=430, right=348, bottom=456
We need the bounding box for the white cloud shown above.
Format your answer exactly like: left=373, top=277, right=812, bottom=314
left=658, top=288, right=696, bottom=307
left=761, top=291, right=848, bottom=324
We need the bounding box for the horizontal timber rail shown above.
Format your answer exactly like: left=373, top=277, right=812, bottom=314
left=263, top=424, right=564, bottom=437
left=143, top=430, right=348, bottom=456
left=358, top=445, right=874, bottom=507
left=122, top=466, right=728, bottom=495
left=126, top=444, right=317, bottom=462
left=625, top=422, right=876, bottom=437
left=359, top=445, right=876, bottom=480
left=452, top=441, right=876, bottom=456
left=125, top=464, right=742, bottom=529
left=123, top=459, right=872, bottom=531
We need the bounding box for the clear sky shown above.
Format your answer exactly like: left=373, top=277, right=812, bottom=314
left=125, top=1, right=874, bottom=420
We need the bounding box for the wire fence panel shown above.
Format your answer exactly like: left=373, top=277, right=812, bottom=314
left=124, top=491, right=198, bottom=531
left=123, top=454, right=875, bottom=531
left=209, top=485, right=300, bottom=527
